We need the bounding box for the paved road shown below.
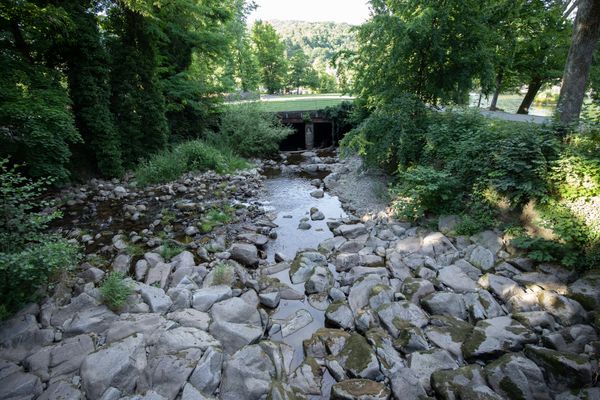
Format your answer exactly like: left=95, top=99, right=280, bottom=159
left=478, top=110, right=551, bottom=124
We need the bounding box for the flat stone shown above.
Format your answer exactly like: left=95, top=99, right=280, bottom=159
left=209, top=297, right=263, bottom=354
left=469, top=246, right=495, bottom=271
left=189, top=347, right=223, bottom=395
left=470, top=231, right=503, bottom=254
left=330, top=379, right=390, bottom=400
left=462, top=316, right=537, bottom=360
left=166, top=309, right=210, bottom=331
left=139, top=283, right=173, bottom=314
left=537, top=291, right=586, bottom=326
left=229, top=243, right=259, bottom=268
left=80, top=335, right=147, bottom=399
left=145, top=262, right=172, bottom=290
left=192, top=286, right=232, bottom=312
left=421, top=292, right=467, bottom=320
left=337, top=224, right=368, bottom=239
left=568, top=271, right=600, bottom=310
left=279, top=309, right=313, bottom=337
left=438, top=265, right=478, bottom=293
left=478, top=273, right=525, bottom=302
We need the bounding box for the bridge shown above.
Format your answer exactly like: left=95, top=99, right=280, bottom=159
left=276, top=110, right=335, bottom=151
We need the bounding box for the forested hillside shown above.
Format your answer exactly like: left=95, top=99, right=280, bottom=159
left=268, top=20, right=356, bottom=65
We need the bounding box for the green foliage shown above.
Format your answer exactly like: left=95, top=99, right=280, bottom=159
left=0, top=159, right=59, bottom=252
left=251, top=21, right=288, bottom=94
left=161, top=242, right=185, bottom=261
left=340, top=95, right=429, bottom=172
left=390, top=166, right=459, bottom=220
left=355, top=0, right=495, bottom=105
left=134, top=140, right=248, bottom=186
left=212, top=102, right=292, bottom=157
left=100, top=272, right=133, bottom=311
left=0, top=239, right=80, bottom=313
left=211, top=263, right=234, bottom=285
left=0, top=159, right=80, bottom=313
left=200, top=207, right=234, bottom=233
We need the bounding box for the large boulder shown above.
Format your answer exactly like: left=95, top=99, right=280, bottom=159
left=80, top=334, right=147, bottom=399
left=484, top=352, right=551, bottom=400
left=407, top=348, right=459, bottom=392
left=337, top=333, right=382, bottom=381
left=432, top=364, right=502, bottom=400
left=326, top=302, right=355, bottom=330
left=568, top=271, right=600, bottom=310
left=188, top=347, right=223, bottom=396
left=336, top=224, right=368, bottom=239
left=229, top=243, right=259, bottom=268
left=437, top=265, right=478, bottom=293
left=469, top=246, right=495, bottom=271
left=192, top=286, right=232, bottom=312
left=0, top=366, right=43, bottom=400
left=290, top=251, right=327, bottom=284
left=424, top=315, right=473, bottom=361
left=421, top=292, right=468, bottom=320
left=462, top=316, right=536, bottom=360
left=377, top=301, right=429, bottom=336
left=537, top=291, right=586, bottom=326
left=524, top=345, right=593, bottom=391
left=209, top=297, right=263, bottom=354
left=390, top=368, right=427, bottom=400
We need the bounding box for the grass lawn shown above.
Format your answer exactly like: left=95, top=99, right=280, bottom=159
left=257, top=98, right=352, bottom=112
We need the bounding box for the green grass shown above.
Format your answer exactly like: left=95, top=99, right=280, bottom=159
left=256, top=98, right=351, bottom=112
left=100, top=272, right=133, bottom=311
left=134, top=140, right=249, bottom=186
left=161, top=242, right=185, bottom=260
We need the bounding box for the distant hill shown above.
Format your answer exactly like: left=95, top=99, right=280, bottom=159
left=267, top=20, right=357, bottom=68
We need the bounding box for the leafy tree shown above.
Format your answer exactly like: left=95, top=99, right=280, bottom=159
left=288, top=49, right=314, bottom=93
left=354, top=0, right=495, bottom=106
left=0, top=2, right=81, bottom=182
left=251, top=21, right=288, bottom=94
left=61, top=0, right=123, bottom=178
left=108, top=3, right=169, bottom=166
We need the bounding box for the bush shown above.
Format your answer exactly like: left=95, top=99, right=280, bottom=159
left=340, top=95, right=429, bottom=172
left=212, top=102, right=293, bottom=158
left=0, top=239, right=80, bottom=314
left=0, top=160, right=80, bottom=315
left=99, top=272, right=133, bottom=311
left=134, top=140, right=248, bottom=186
left=390, top=166, right=459, bottom=220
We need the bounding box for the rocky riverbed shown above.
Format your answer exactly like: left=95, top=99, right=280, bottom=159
left=1, top=150, right=599, bottom=400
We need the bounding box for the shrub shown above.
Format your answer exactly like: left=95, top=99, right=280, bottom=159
left=390, top=166, right=459, bottom=220
left=0, top=239, right=80, bottom=314
left=134, top=140, right=248, bottom=186
left=211, top=263, right=234, bottom=286
left=100, top=272, right=133, bottom=311
left=161, top=242, right=184, bottom=260
left=0, top=160, right=80, bottom=315
left=340, top=95, right=429, bottom=172
left=212, top=102, right=293, bottom=158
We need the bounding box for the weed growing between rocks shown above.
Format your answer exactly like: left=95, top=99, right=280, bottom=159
left=99, top=272, right=133, bottom=311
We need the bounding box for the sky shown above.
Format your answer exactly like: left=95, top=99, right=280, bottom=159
left=248, top=0, right=371, bottom=25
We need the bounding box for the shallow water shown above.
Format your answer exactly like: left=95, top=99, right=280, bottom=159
left=259, top=157, right=346, bottom=398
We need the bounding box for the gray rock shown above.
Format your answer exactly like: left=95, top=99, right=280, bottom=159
left=166, top=309, right=210, bottom=331
left=421, top=292, right=467, bottom=320
left=305, top=266, right=334, bottom=294
left=464, top=290, right=505, bottom=321
left=485, top=352, right=551, bottom=400
left=144, top=351, right=200, bottom=400
left=337, top=333, right=382, bottom=380
left=80, top=334, right=147, bottom=399
left=543, top=324, right=598, bottom=353
left=555, top=388, right=600, bottom=400
left=390, top=368, right=427, bottom=400
left=167, top=287, right=191, bottom=310
left=400, top=278, right=435, bottom=304
left=209, top=297, right=262, bottom=354
left=537, top=290, right=586, bottom=326
left=112, top=254, right=132, bottom=274
left=229, top=243, right=259, bottom=268
left=135, top=260, right=149, bottom=281
left=330, top=379, right=390, bottom=400
left=462, top=316, right=537, bottom=360
left=310, top=189, right=324, bottom=198
left=432, top=364, right=501, bottom=400
left=425, top=315, right=472, bottom=361
left=437, top=265, right=478, bottom=293
left=37, top=381, right=82, bottom=400
left=0, top=369, right=43, bottom=400
left=259, top=291, right=281, bottom=308
left=81, top=267, right=105, bottom=284
left=470, top=231, right=503, bottom=254
left=145, top=262, right=172, bottom=289
left=288, top=357, right=322, bottom=395
left=0, top=314, right=55, bottom=361
left=238, top=233, right=269, bottom=248
left=325, top=302, right=355, bottom=330
left=335, top=253, right=361, bottom=272
left=189, top=347, right=223, bottom=395
left=391, top=320, right=429, bottom=354
left=290, top=251, right=328, bottom=284
left=139, top=283, right=173, bottom=314
left=408, top=348, right=459, bottom=391
left=469, top=246, right=495, bottom=271
left=568, top=270, right=600, bottom=310
left=454, top=259, right=482, bottom=280
left=151, top=326, right=218, bottom=355
left=377, top=301, right=429, bottom=335
left=478, top=273, right=525, bottom=302
left=337, top=224, right=368, bottom=239
left=106, top=313, right=166, bottom=343
left=513, top=272, right=567, bottom=293
left=438, top=215, right=460, bottom=235
left=220, top=342, right=289, bottom=400
left=181, top=383, right=213, bottom=400
left=25, top=334, right=95, bottom=381
left=512, top=311, right=557, bottom=332
left=524, top=345, right=593, bottom=391
left=365, top=328, right=405, bottom=376
left=303, top=328, right=350, bottom=359
left=310, top=210, right=325, bottom=221
left=192, top=286, right=232, bottom=312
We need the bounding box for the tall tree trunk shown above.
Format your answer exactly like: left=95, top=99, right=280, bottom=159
left=517, top=78, right=543, bottom=114
left=490, top=70, right=504, bottom=111
left=557, top=0, right=600, bottom=125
